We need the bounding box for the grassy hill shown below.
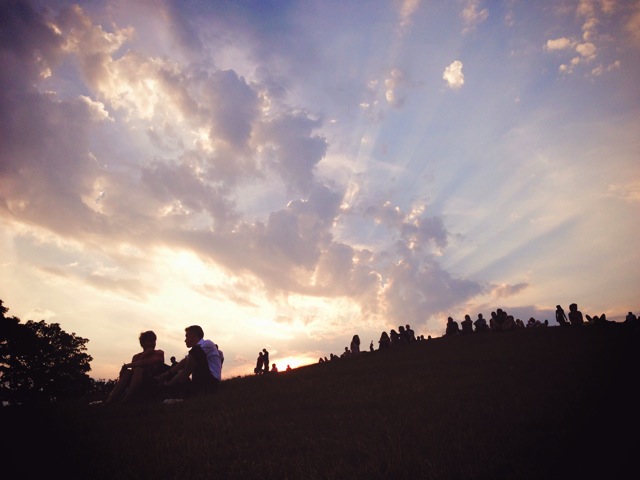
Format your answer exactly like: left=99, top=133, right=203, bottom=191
left=3, top=325, right=638, bottom=479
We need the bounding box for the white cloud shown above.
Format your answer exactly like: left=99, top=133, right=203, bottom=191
left=79, top=96, right=112, bottom=122
left=576, top=42, right=597, bottom=60
left=443, top=60, right=464, bottom=89
left=545, top=37, right=575, bottom=51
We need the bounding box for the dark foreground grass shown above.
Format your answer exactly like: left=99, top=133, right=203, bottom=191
left=3, top=325, right=639, bottom=479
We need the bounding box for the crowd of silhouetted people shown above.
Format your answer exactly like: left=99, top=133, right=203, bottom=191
left=254, top=348, right=276, bottom=374
left=103, top=302, right=638, bottom=406
left=318, top=325, right=434, bottom=362
left=316, top=303, right=639, bottom=364
left=442, top=303, right=639, bottom=336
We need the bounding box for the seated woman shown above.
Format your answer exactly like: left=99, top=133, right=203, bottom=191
left=105, top=330, right=166, bottom=405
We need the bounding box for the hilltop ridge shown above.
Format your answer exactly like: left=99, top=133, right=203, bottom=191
left=3, top=324, right=638, bottom=479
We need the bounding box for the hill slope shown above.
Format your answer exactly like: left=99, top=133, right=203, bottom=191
left=4, top=325, right=639, bottom=479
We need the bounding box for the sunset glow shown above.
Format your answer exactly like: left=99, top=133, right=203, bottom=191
left=1, top=0, right=639, bottom=381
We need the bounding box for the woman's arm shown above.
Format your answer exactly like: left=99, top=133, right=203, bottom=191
left=125, top=349, right=165, bottom=369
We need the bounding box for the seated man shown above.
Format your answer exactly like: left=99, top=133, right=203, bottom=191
left=460, top=315, right=474, bottom=334
left=105, top=330, right=166, bottom=405
left=445, top=317, right=460, bottom=336
left=474, top=313, right=489, bottom=332
left=157, top=325, right=221, bottom=397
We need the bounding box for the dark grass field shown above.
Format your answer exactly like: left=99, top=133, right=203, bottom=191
left=3, top=325, right=639, bottom=479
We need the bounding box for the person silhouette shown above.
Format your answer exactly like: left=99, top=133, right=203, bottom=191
left=555, top=305, right=569, bottom=327
left=461, top=315, right=473, bottom=334
left=398, top=325, right=408, bottom=344
left=255, top=352, right=264, bottom=374
left=445, top=317, right=460, bottom=336
left=350, top=334, right=361, bottom=355
left=262, top=348, right=270, bottom=374
left=105, top=330, right=166, bottom=405
left=625, top=312, right=638, bottom=332
left=369, top=340, right=374, bottom=352
left=170, top=356, right=178, bottom=367
left=405, top=324, right=416, bottom=342
left=270, top=363, right=278, bottom=373
left=389, top=329, right=401, bottom=346
left=157, top=325, right=221, bottom=397
left=568, top=303, right=584, bottom=327
left=474, top=313, right=489, bottom=332
left=378, top=331, right=391, bottom=349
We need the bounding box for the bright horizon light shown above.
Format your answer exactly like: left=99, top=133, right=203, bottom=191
left=1, top=0, right=639, bottom=381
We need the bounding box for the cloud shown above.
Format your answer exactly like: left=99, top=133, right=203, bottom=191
left=545, top=37, right=574, bottom=51
left=254, top=112, right=328, bottom=195
left=590, top=60, right=621, bottom=76
left=397, top=0, right=421, bottom=37
left=4, top=0, right=637, bottom=380
left=625, top=3, right=640, bottom=47
left=443, top=60, right=464, bottom=89
left=461, top=0, right=489, bottom=33
left=490, top=282, right=529, bottom=299
left=545, top=37, right=598, bottom=74
left=544, top=0, right=634, bottom=76
left=576, top=42, right=597, bottom=60
left=384, top=68, right=406, bottom=107
left=382, top=256, right=484, bottom=326
left=606, top=181, right=640, bottom=203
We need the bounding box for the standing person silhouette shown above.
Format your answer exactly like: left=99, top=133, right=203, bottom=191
left=262, top=348, right=270, bottom=374
left=255, top=351, right=264, bottom=374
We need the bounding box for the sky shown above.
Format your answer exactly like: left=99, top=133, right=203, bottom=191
left=1, top=0, right=639, bottom=380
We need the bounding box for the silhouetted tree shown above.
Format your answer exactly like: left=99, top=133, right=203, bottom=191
left=0, top=299, right=93, bottom=405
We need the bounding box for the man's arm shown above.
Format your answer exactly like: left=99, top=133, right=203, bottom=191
left=157, top=355, right=187, bottom=383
